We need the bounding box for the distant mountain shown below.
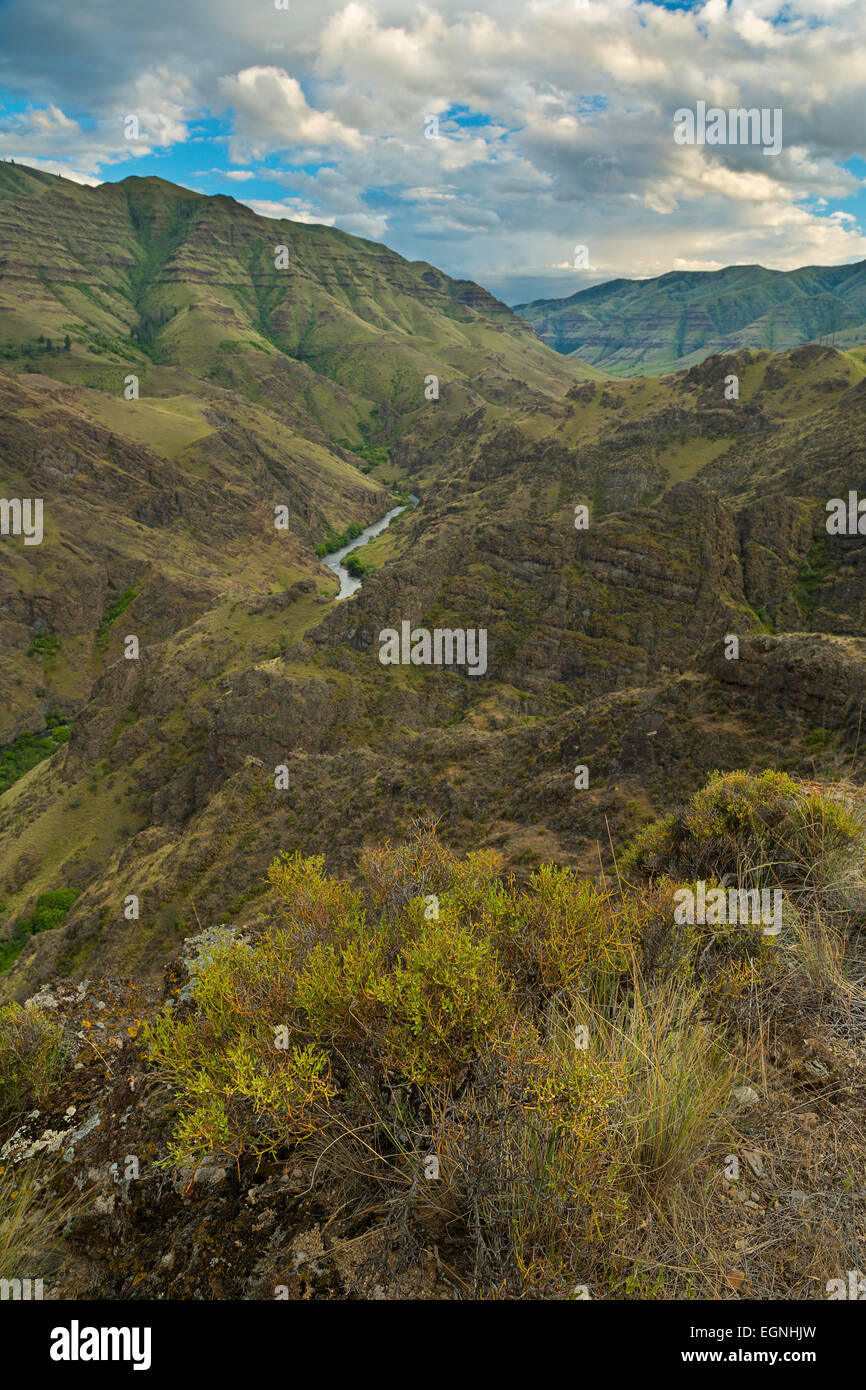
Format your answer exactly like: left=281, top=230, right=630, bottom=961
left=514, top=260, right=866, bottom=375
left=0, top=161, right=586, bottom=435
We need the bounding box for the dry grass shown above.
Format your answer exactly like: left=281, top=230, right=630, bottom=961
left=0, top=1161, right=81, bottom=1291
left=576, top=977, right=735, bottom=1194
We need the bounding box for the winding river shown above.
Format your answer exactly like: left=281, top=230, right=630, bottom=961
left=322, top=497, right=417, bottom=601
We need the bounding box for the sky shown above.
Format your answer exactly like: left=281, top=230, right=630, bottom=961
left=0, top=0, right=865, bottom=304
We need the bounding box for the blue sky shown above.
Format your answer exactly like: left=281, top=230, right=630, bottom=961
left=1, top=0, right=865, bottom=303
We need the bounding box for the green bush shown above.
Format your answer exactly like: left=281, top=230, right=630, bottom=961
left=151, top=771, right=866, bottom=1295
left=28, top=888, right=81, bottom=934
left=140, top=776, right=866, bottom=1296
left=0, top=887, right=81, bottom=974
left=0, top=723, right=71, bottom=796
left=344, top=553, right=370, bottom=579
left=94, top=583, right=139, bottom=651
left=621, top=769, right=861, bottom=892
left=26, top=634, right=60, bottom=659
left=372, top=907, right=510, bottom=1083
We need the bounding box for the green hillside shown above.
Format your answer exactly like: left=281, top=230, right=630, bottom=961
left=0, top=166, right=599, bottom=746
left=515, top=259, right=866, bottom=375
left=0, top=164, right=591, bottom=442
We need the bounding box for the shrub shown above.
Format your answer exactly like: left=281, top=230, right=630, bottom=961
left=0, top=724, right=72, bottom=796
left=26, top=634, right=60, bottom=659
left=145, top=938, right=337, bottom=1166
left=0, top=888, right=81, bottom=974
left=358, top=817, right=459, bottom=919
left=145, top=818, right=739, bottom=1295
left=94, top=584, right=139, bottom=652
left=344, top=553, right=370, bottom=579
left=618, top=877, right=698, bottom=984
left=266, top=849, right=363, bottom=954
left=293, top=930, right=387, bottom=1044
left=497, top=864, right=630, bottom=995
left=439, top=1009, right=628, bottom=1296
left=374, top=908, right=510, bottom=1084
left=28, top=889, right=81, bottom=935
left=621, top=770, right=862, bottom=895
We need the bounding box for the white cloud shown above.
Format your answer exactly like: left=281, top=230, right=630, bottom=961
left=2, top=0, right=866, bottom=298
left=220, top=66, right=364, bottom=159
left=240, top=197, right=336, bottom=225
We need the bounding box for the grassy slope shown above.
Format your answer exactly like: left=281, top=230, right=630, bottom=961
left=515, top=260, right=866, bottom=375
left=0, top=165, right=591, bottom=430
left=0, top=164, right=601, bottom=753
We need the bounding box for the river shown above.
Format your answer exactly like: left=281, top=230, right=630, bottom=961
left=322, top=497, right=417, bottom=601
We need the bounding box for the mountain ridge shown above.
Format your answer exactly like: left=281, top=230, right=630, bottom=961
left=515, top=257, right=866, bottom=374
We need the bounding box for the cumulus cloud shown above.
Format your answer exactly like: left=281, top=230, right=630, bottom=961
left=0, top=65, right=194, bottom=174
left=240, top=197, right=336, bottom=226
left=219, top=67, right=365, bottom=159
